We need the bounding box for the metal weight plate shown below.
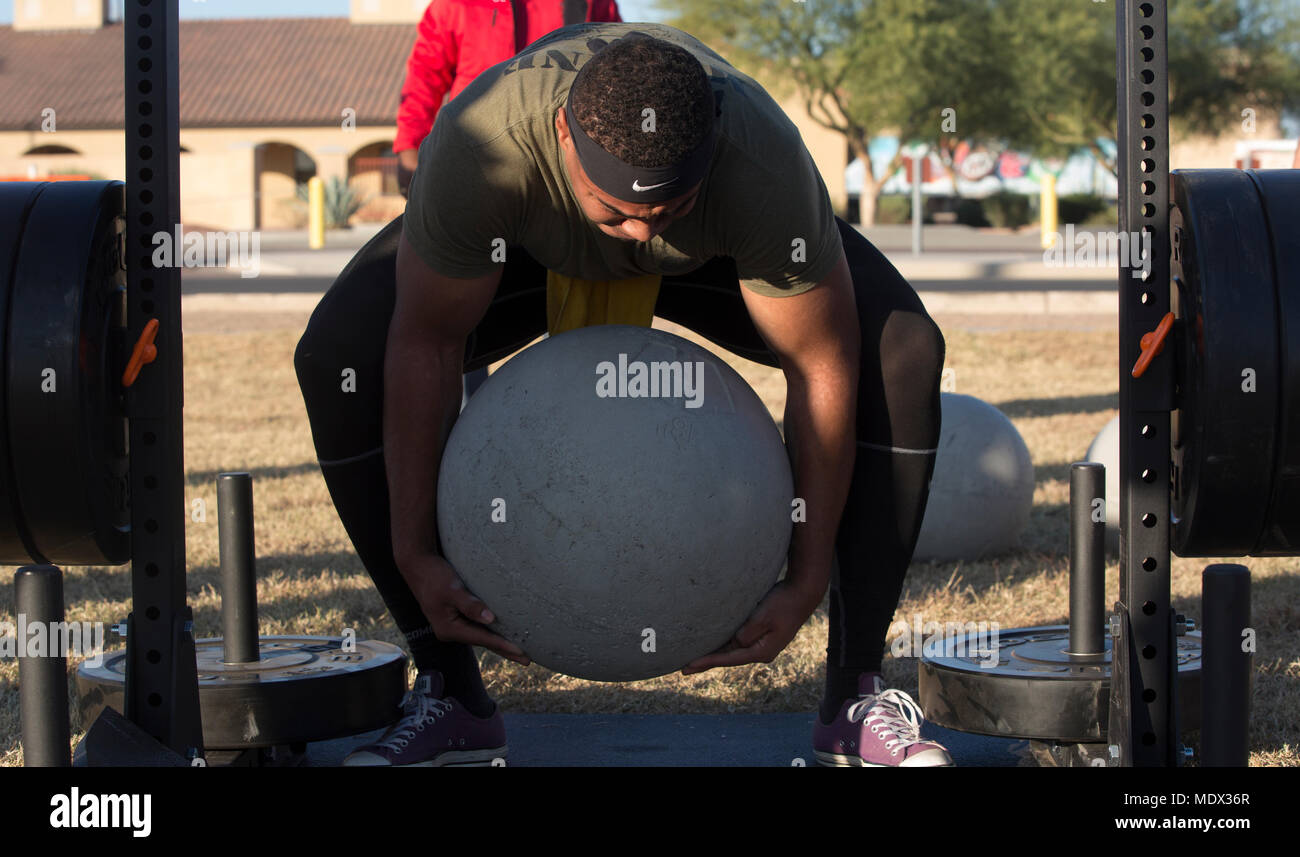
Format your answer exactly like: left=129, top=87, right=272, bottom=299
left=0, top=182, right=51, bottom=563
left=918, top=625, right=1202, bottom=742
left=1168, top=170, right=1278, bottom=557
left=76, top=636, right=408, bottom=749
left=7, top=180, right=130, bottom=565
left=1245, top=169, right=1300, bottom=555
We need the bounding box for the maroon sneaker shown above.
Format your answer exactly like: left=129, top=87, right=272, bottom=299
left=342, top=673, right=507, bottom=767
left=813, top=673, right=953, bottom=767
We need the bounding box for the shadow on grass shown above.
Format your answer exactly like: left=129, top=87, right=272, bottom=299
left=992, top=392, right=1117, bottom=419
left=185, top=461, right=322, bottom=486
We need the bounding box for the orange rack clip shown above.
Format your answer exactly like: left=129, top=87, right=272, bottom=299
left=122, top=318, right=159, bottom=387
left=1131, top=311, right=1174, bottom=378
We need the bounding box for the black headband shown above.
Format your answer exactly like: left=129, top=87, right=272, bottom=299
left=564, top=79, right=719, bottom=204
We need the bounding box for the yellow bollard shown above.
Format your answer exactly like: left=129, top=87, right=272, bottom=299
left=308, top=176, right=325, bottom=249
left=1040, top=173, right=1058, bottom=249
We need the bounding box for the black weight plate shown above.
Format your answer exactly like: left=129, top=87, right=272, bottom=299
left=76, top=636, right=408, bottom=749
left=917, top=625, right=1202, bottom=742
left=1169, top=170, right=1278, bottom=557
left=1246, top=169, right=1300, bottom=555
left=0, top=182, right=50, bottom=564
left=8, top=180, right=129, bottom=565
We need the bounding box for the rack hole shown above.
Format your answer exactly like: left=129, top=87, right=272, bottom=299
left=1142, top=513, right=1158, bottom=528
left=1143, top=556, right=1158, bottom=572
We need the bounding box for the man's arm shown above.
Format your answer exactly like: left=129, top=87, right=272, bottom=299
left=682, top=251, right=859, bottom=672
left=387, top=231, right=527, bottom=662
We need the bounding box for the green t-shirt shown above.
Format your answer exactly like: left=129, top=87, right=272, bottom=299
left=404, top=22, right=842, bottom=298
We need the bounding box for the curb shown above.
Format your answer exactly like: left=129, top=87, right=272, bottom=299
left=916, top=290, right=1117, bottom=315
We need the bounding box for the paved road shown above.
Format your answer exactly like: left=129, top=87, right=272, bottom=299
left=183, top=221, right=1120, bottom=295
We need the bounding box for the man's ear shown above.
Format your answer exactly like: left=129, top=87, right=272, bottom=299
left=555, top=107, right=573, bottom=152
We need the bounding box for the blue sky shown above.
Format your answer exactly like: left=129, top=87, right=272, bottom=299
left=0, top=0, right=667, bottom=24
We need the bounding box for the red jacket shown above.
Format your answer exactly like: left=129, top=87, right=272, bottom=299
left=395, top=0, right=622, bottom=153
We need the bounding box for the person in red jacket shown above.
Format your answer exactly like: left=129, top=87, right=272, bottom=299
left=396, top=0, right=622, bottom=195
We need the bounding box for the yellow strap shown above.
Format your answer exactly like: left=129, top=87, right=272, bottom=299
left=546, top=270, right=662, bottom=336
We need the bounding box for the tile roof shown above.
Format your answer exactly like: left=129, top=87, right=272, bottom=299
left=0, top=18, right=416, bottom=130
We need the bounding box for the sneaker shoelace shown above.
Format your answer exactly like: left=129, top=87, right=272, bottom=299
left=374, top=689, right=453, bottom=753
left=846, top=688, right=926, bottom=758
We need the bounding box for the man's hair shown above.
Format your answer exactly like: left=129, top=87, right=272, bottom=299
left=569, top=35, right=715, bottom=168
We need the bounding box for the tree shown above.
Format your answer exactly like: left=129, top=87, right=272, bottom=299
left=659, top=0, right=1300, bottom=224
left=994, top=0, right=1300, bottom=173
left=660, top=0, right=1021, bottom=225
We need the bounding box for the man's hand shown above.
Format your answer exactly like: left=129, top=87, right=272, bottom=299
left=398, top=148, right=420, bottom=172
left=399, top=552, right=531, bottom=666
left=679, top=576, right=826, bottom=675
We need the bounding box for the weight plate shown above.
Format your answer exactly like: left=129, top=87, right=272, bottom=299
left=8, top=180, right=129, bottom=565
left=1245, top=169, right=1300, bottom=555
left=1169, top=170, right=1278, bottom=557
left=76, top=636, right=408, bottom=749
left=0, top=182, right=51, bottom=563
left=918, top=625, right=1202, bottom=742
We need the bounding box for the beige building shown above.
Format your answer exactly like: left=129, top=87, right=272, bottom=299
left=0, top=1, right=1274, bottom=231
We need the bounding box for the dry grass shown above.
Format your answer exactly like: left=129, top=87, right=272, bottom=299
left=1, top=305, right=1296, bottom=766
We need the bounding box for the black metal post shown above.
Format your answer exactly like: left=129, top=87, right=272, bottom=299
left=15, top=565, right=71, bottom=767
left=217, top=473, right=259, bottom=664
left=1200, top=564, right=1251, bottom=766
left=1112, top=0, right=1177, bottom=766
left=1068, top=462, right=1106, bottom=656
left=122, top=0, right=203, bottom=757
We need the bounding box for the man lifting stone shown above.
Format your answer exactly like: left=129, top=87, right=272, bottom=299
left=295, top=23, right=951, bottom=767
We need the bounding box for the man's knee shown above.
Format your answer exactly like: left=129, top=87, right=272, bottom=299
left=879, top=311, right=946, bottom=389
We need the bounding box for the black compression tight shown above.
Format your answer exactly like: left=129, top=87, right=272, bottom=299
left=294, top=215, right=945, bottom=712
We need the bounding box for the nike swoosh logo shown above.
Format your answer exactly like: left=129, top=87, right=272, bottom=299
left=632, top=178, right=678, bottom=192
